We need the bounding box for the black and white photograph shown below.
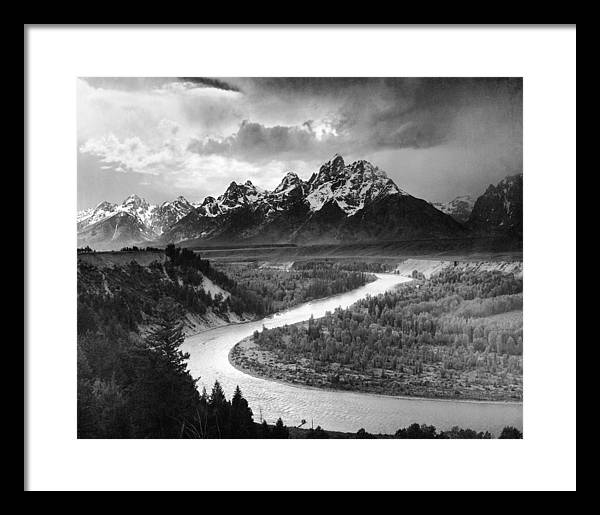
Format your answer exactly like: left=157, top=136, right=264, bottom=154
left=25, top=26, right=576, bottom=491
left=76, top=76, right=524, bottom=440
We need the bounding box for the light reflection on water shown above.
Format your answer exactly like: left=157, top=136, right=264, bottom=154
left=181, top=274, right=523, bottom=435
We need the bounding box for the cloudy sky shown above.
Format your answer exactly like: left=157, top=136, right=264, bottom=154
left=78, top=77, right=522, bottom=209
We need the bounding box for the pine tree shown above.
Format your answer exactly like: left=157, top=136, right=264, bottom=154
left=499, top=426, right=523, bottom=439
left=208, top=380, right=230, bottom=437
left=146, top=297, right=190, bottom=374
left=126, top=296, right=200, bottom=438
left=272, top=417, right=289, bottom=439
left=230, top=386, right=256, bottom=438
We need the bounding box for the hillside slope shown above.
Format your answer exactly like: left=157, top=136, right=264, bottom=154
left=77, top=248, right=255, bottom=336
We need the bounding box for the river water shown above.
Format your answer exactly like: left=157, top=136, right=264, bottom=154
left=182, top=274, right=523, bottom=435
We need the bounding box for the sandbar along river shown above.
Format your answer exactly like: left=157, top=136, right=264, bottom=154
left=181, top=274, right=523, bottom=435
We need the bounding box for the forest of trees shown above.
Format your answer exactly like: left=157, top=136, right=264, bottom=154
left=235, top=269, right=523, bottom=401
left=78, top=247, right=376, bottom=337
left=292, top=260, right=395, bottom=273
left=119, top=246, right=163, bottom=252
left=78, top=291, right=294, bottom=438
left=214, top=260, right=374, bottom=316
left=77, top=247, right=372, bottom=438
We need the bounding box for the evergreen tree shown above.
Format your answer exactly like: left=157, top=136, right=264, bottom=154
left=272, top=417, right=289, bottom=439
left=146, top=297, right=189, bottom=373
left=499, top=426, right=523, bottom=439
left=126, top=297, right=200, bottom=438
left=208, top=380, right=230, bottom=437
left=356, top=428, right=373, bottom=439
left=230, top=386, right=256, bottom=438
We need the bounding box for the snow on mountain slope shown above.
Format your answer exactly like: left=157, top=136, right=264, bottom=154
left=150, top=196, right=195, bottom=234
left=195, top=181, right=268, bottom=218
left=77, top=201, right=119, bottom=230
left=78, top=195, right=194, bottom=234
left=78, top=154, right=488, bottom=249
left=432, top=195, right=475, bottom=224
left=161, top=154, right=464, bottom=245
left=77, top=194, right=196, bottom=249
left=305, top=155, right=406, bottom=215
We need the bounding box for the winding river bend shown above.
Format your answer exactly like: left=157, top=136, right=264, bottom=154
left=182, top=274, right=523, bottom=435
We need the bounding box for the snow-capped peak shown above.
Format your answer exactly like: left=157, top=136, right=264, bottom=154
left=273, top=171, right=303, bottom=195
left=305, top=157, right=408, bottom=215
left=77, top=194, right=195, bottom=236
left=123, top=193, right=147, bottom=207
left=310, top=154, right=346, bottom=187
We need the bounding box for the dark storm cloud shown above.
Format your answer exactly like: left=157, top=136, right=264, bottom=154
left=334, top=77, right=522, bottom=150
left=187, top=77, right=522, bottom=161
left=177, top=77, right=242, bottom=92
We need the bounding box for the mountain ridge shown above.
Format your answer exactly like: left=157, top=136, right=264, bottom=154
left=77, top=156, right=522, bottom=250
left=467, top=173, right=523, bottom=238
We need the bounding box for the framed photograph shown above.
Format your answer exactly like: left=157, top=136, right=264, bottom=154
left=25, top=25, right=576, bottom=491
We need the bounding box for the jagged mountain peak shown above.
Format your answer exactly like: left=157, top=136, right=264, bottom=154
left=123, top=193, right=148, bottom=207
left=281, top=170, right=300, bottom=180
left=160, top=195, right=191, bottom=208
left=305, top=156, right=407, bottom=214
left=221, top=180, right=262, bottom=203
left=347, top=160, right=386, bottom=182
left=95, top=200, right=117, bottom=210
left=77, top=193, right=196, bottom=248
left=311, top=154, right=346, bottom=184
left=273, top=171, right=303, bottom=194
left=330, top=153, right=345, bottom=166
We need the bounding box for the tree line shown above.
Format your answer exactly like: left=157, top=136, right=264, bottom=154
left=292, top=260, right=395, bottom=273
left=214, top=260, right=374, bottom=316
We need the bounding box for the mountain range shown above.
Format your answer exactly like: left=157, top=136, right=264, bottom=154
left=77, top=155, right=523, bottom=250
